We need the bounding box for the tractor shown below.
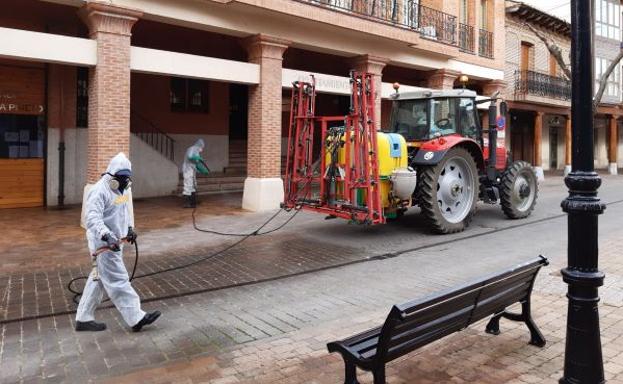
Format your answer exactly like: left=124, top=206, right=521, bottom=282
left=283, top=71, right=538, bottom=234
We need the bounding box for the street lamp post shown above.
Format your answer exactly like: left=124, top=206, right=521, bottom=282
left=560, top=1, right=606, bottom=383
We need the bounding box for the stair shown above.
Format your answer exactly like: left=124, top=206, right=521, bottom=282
left=176, top=140, right=291, bottom=195
left=177, top=172, right=246, bottom=195
left=224, top=140, right=247, bottom=174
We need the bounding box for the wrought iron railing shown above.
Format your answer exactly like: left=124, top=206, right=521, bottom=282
left=131, top=112, right=176, bottom=162
left=515, top=70, right=571, bottom=101
left=478, top=28, right=494, bottom=58
left=296, top=0, right=458, bottom=46
left=459, top=23, right=474, bottom=53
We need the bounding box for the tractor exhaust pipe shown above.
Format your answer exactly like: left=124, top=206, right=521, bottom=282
left=487, top=104, right=498, bottom=181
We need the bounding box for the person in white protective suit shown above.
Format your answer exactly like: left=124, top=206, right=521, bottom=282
left=181, top=139, right=209, bottom=208
left=76, top=153, right=161, bottom=332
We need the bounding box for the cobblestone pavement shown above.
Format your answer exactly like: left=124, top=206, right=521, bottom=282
left=2, top=176, right=623, bottom=324
left=0, top=176, right=622, bottom=383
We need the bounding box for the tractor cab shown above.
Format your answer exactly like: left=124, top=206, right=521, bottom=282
left=387, top=89, right=482, bottom=145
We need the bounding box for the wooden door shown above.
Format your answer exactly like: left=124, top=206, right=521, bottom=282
left=0, top=64, right=46, bottom=208
left=520, top=42, right=533, bottom=72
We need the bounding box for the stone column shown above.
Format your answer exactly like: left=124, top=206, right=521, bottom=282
left=533, top=111, right=544, bottom=180
left=242, top=34, right=290, bottom=211
left=79, top=2, right=141, bottom=183
left=609, top=115, right=618, bottom=175
left=350, top=55, right=389, bottom=129
left=564, top=116, right=572, bottom=176
left=426, top=69, right=461, bottom=90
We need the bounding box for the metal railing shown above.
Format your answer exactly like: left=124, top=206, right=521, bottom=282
left=514, top=70, right=571, bottom=101
left=296, top=0, right=458, bottom=46
left=459, top=23, right=474, bottom=53
left=478, top=28, right=494, bottom=58
left=131, top=112, right=176, bottom=161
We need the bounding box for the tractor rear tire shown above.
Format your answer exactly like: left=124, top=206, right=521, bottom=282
left=417, top=147, right=479, bottom=234
left=500, top=160, right=538, bottom=219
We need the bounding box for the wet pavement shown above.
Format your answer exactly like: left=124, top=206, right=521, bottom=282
left=1, top=175, right=623, bottom=383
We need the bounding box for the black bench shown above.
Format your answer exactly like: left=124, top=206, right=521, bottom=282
left=327, top=256, right=548, bottom=384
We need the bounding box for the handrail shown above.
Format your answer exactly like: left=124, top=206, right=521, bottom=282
left=294, top=0, right=458, bottom=46
left=130, top=111, right=176, bottom=161
left=514, top=70, right=571, bottom=101
left=459, top=23, right=475, bottom=53
left=478, top=28, right=494, bottom=58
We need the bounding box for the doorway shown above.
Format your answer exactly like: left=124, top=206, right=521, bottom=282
left=228, top=84, right=248, bottom=140
left=549, top=126, right=558, bottom=169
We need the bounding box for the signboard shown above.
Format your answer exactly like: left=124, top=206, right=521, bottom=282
left=0, top=65, right=45, bottom=115
left=281, top=69, right=351, bottom=96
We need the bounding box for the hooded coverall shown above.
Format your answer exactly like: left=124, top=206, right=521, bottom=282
left=182, top=139, right=207, bottom=196
left=76, top=153, right=146, bottom=327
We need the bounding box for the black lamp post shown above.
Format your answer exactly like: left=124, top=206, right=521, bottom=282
left=560, top=1, right=606, bottom=383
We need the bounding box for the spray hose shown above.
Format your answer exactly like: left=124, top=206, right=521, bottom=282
left=67, top=206, right=302, bottom=305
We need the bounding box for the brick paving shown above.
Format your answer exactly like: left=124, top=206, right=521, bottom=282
left=1, top=177, right=623, bottom=383
left=100, top=235, right=623, bottom=384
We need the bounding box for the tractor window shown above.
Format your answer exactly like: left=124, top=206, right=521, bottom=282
left=458, top=98, right=480, bottom=141
left=389, top=99, right=429, bottom=140
left=430, top=98, right=459, bottom=137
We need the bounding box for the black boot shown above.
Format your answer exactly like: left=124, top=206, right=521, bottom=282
left=75, top=320, right=107, bottom=332
left=183, top=195, right=193, bottom=208
left=132, top=311, right=161, bottom=332
left=191, top=192, right=199, bottom=206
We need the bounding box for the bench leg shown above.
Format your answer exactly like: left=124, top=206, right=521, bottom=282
left=484, top=302, right=546, bottom=347
left=521, top=301, right=546, bottom=347
left=485, top=313, right=502, bottom=335
left=344, top=360, right=360, bottom=384
left=372, top=366, right=386, bottom=384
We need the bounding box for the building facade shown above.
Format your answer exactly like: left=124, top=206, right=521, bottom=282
left=504, top=0, right=623, bottom=180
left=0, top=0, right=508, bottom=210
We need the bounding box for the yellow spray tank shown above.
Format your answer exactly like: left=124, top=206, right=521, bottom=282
left=326, top=131, right=417, bottom=218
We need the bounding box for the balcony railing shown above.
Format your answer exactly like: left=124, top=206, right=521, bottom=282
left=296, top=0, right=458, bottom=46
left=515, top=70, right=571, bottom=101
left=459, top=23, right=474, bottom=53
left=478, top=28, right=494, bottom=58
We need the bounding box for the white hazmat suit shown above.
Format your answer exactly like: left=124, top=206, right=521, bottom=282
left=76, top=153, right=146, bottom=327
left=182, top=139, right=206, bottom=196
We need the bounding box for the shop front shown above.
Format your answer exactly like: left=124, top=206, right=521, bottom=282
left=0, top=63, right=46, bottom=208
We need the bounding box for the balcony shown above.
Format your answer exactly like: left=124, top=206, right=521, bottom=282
left=459, top=23, right=474, bottom=53
left=295, top=0, right=458, bottom=46
left=478, top=29, right=493, bottom=58
left=514, top=70, right=571, bottom=102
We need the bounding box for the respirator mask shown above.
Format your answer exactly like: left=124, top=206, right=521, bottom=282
left=105, top=169, right=132, bottom=193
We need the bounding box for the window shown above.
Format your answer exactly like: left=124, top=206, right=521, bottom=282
left=595, top=57, right=621, bottom=99
left=480, top=0, right=488, bottom=29
left=460, top=0, right=468, bottom=24
left=595, top=0, right=621, bottom=40
left=169, top=77, right=210, bottom=113
left=76, top=67, right=88, bottom=128
left=0, top=115, right=45, bottom=158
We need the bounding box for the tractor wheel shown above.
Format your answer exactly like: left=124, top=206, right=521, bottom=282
left=499, top=160, right=538, bottom=219
left=417, top=147, right=479, bottom=234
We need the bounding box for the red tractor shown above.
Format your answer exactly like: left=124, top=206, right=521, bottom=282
left=283, top=71, right=538, bottom=234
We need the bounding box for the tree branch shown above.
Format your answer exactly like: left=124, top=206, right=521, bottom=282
left=524, top=23, right=571, bottom=80
left=593, top=48, right=623, bottom=109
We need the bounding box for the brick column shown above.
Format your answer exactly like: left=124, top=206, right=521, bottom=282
left=482, top=79, right=507, bottom=97
left=242, top=34, right=290, bottom=211
left=426, top=69, right=461, bottom=90
left=350, top=55, right=389, bottom=129
left=79, top=2, right=141, bottom=183
left=533, top=111, right=544, bottom=180
left=564, top=116, right=572, bottom=176
left=608, top=115, right=618, bottom=175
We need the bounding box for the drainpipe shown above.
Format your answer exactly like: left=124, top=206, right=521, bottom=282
left=57, top=67, right=65, bottom=207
